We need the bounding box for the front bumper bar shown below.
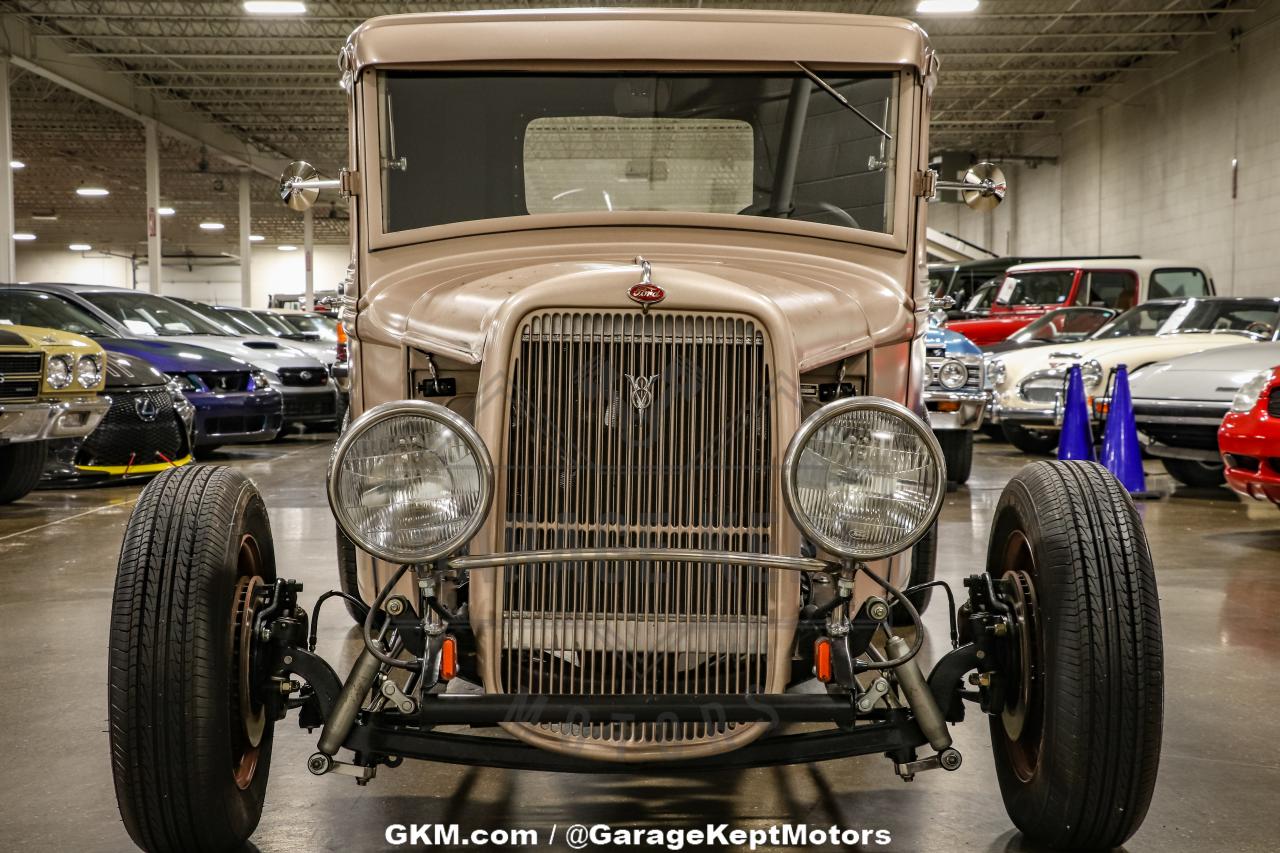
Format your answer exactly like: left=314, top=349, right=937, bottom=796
left=986, top=395, right=1059, bottom=427
left=923, top=389, right=988, bottom=430
left=0, top=396, right=110, bottom=444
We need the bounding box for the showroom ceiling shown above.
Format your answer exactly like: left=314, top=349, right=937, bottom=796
left=2, top=0, right=1255, bottom=253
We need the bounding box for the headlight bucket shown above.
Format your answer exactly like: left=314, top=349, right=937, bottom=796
left=328, top=400, right=494, bottom=565
left=1230, top=370, right=1269, bottom=414
left=937, top=358, right=969, bottom=390
left=46, top=354, right=73, bottom=389
left=782, top=397, right=945, bottom=562
left=76, top=354, right=102, bottom=389
left=1081, top=359, right=1104, bottom=387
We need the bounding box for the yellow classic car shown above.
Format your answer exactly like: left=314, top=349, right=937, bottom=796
left=0, top=324, right=110, bottom=503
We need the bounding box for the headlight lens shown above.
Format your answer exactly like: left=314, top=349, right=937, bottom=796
left=989, top=358, right=1007, bottom=386
left=783, top=397, right=945, bottom=561
left=75, top=354, right=102, bottom=389
left=1230, top=370, right=1270, bottom=414
left=250, top=369, right=271, bottom=390
left=328, top=401, right=493, bottom=564
left=46, top=354, right=72, bottom=389
left=937, top=359, right=969, bottom=390
left=1081, top=359, right=1104, bottom=387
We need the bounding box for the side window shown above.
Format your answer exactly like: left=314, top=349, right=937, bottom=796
left=1087, top=271, right=1139, bottom=310
left=1150, top=268, right=1210, bottom=299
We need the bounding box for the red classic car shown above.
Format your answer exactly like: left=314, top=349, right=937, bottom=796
left=1220, top=366, right=1280, bottom=508
left=948, top=258, right=1213, bottom=347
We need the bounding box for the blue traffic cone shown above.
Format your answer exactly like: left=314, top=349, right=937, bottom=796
left=1101, top=364, right=1153, bottom=497
left=1057, top=364, right=1095, bottom=462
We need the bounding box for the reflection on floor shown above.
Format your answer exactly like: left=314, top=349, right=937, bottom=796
left=1, top=434, right=1277, bottom=852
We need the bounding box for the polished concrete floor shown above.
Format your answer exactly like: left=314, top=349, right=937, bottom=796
left=1, top=435, right=1278, bottom=852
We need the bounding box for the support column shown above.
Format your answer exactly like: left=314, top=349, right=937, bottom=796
left=239, top=170, right=252, bottom=307
left=144, top=119, right=162, bottom=294
left=0, top=60, right=16, bottom=282
left=303, top=206, right=314, bottom=311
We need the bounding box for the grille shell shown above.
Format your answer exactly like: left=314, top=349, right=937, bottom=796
left=0, top=352, right=43, bottom=401
left=495, top=310, right=780, bottom=749
left=77, top=387, right=185, bottom=467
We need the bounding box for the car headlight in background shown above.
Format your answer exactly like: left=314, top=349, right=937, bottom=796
left=1081, top=359, right=1104, bottom=387
left=783, top=397, right=945, bottom=562
left=328, top=400, right=493, bottom=564
left=250, top=369, right=272, bottom=390
left=46, top=354, right=73, bottom=389
left=75, top=354, right=102, bottom=389
left=988, top=358, right=1007, bottom=387
left=937, top=359, right=969, bottom=390
left=1230, top=370, right=1269, bottom=414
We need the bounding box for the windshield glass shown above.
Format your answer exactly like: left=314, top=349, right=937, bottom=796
left=173, top=299, right=244, bottom=335
left=964, top=282, right=998, bottom=314
left=378, top=70, right=899, bottom=235
left=1091, top=302, right=1182, bottom=339
left=1160, top=299, right=1280, bottom=339
left=254, top=312, right=300, bottom=337
left=1011, top=307, right=1115, bottom=343
left=996, top=270, right=1076, bottom=307
left=214, top=308, right=273, bottom=336
left=0, top=291, right=120, bottom=338
left=83, top=291, right=227, bottom=337
left=281, top=313, right=337, bottom=341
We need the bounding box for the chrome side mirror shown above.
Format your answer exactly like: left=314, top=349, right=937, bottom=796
left=278, top=160, right=341, bottom=211
left=935, top=162, right=1007, bottom=211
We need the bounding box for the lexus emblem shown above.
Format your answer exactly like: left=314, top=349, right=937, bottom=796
left=625, top=373, right=659, bottom=412
left=628, top=255, right=664, bottom=309
left=135, top=396, right=159, bottom=422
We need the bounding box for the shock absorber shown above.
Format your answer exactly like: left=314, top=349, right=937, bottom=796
left=886, top=634, right=953, bottom=753
left=317, top=647, right=382, bottom=756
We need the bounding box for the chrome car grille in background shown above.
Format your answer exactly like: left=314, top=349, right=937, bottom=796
left=1019, top=374, right=1064, bottom=404
left=500, top=310, right=774, bottom=743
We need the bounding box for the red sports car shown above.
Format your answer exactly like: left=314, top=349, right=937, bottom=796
left=1220, top=365, right=1280, bottom=508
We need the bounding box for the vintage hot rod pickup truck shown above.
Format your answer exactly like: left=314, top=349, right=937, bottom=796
left=108, top=9, right=1163, bottom=853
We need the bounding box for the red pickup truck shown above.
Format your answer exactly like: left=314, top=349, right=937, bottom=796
left=947, top=258, right=1214, bottom=347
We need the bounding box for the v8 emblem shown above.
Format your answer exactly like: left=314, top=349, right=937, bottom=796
left=624, top=373, right=659, bottom=412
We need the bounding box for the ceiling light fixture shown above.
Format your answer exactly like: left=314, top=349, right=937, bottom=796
left=76, top=186, right=110, bottom=197
left=916, top=0, right=979, bottom=12
left=12, top=233, right=36, bottom=241
left=277, top=245, right=298, bottom=252
left=199, top=222, right=225, bottom=231
left=31, top=211, right=59, bottom=221
left=249, top=234, right=265, bottom=242
left=157, top=206, right=176, bottom=216
left=9, top=160, right=24, bottom=170
left=69, top=243, right=92, bottom=252
left=244, top=1, right=306, bottom=14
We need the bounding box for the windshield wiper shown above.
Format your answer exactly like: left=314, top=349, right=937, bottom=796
left=793, top=62, right=893, bottom=141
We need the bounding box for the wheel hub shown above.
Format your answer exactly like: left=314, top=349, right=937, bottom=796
left=999, top=568, right=1038, bottom=741
left=229, top=536, right=266, bottom=790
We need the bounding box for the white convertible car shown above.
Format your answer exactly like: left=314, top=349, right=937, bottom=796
left=987, top=296, right=1280, bottom=453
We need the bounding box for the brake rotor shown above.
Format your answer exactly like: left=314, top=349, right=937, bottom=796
left=1000, top=567, right=1039, bottom=741
left=229, top=540, right=266, bottom=790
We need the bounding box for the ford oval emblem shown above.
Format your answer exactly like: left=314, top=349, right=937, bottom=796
left=628, top=283, right=665, bottom=306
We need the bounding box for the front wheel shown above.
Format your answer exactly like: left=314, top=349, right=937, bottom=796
left=936, top=429, right=973, bottom=485
left=1162, top=457, right=1225, bottom=488
left=986, top=461, right=1163, bottom=850
left=0, top=440, right=47, bottom=504
left=109, top=465, right=276, bottom=853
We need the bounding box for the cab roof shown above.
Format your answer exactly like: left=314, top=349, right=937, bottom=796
left=347, top=8, right=931, bottom=74
left=1005, top=258, right=1211, bottom=277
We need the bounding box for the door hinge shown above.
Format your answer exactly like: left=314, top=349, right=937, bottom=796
left=914, top=169, right=938, bottom=200
left=339, top=168, right=361, bottom=197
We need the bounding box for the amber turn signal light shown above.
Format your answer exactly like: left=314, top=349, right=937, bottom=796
left=441, top=635, right=458, bottom=681
left=813, top=637, right=833, bottom=683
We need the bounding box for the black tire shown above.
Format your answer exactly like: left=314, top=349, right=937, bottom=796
left=1162, top=457, right=1225, bottom=488
left=0, top=441, right=47, bottom=504
left=1001, top=422, right=1059, bottom=456
left=893, top=521, right=936, bottom=624
left=986, top=461, right=1162, bottom=850
left=109, top=465, right=276, bottom=853
left=936, top=429, right=973, bottom=485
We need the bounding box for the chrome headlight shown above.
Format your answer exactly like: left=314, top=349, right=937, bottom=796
left=75, top=354, right=102, bottom=389
left=937, top=359, right=969, bottom=390
left=1080, top=358, right=1104, bottom=387
left=988, top=358, right=1007, bottom=387
left=1230, top=370, right=1269, bottom=414
left=46, top=354, right=73, bottom=389
left=783, top=397, right=945, bottom=562
left=328, top=400, right=493, bottom=564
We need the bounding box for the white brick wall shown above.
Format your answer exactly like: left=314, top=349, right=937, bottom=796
left=949, top=2, right=1280, bottom=296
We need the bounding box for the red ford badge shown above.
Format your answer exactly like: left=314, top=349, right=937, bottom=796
left=628, top=283, right=665, bottom=306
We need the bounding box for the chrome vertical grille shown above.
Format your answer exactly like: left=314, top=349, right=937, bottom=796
left=499, top=311, right=775, bottom=743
